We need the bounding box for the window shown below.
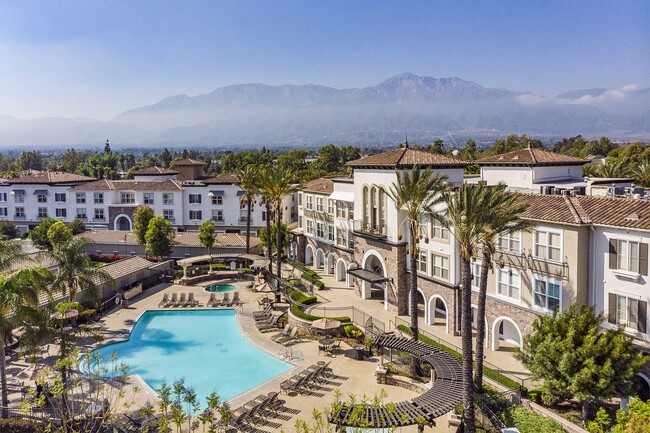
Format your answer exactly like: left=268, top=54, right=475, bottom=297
left=0, top=208, right=7, bottom=217
left=348, top=233, right=355, bottom=250
left=416, top=249, right=427, bottom=273
left=143, top=193, right=154, bottom=205
left=0, top=193, right=7, bottom=202
left=348, top=203, right=354, bottom=220
left=55, top=193, right=66, bottom=203
left=609, top=293, right=647, bottom=332
left=211, top=195, right=223, bottom=205
left=472, top=262, right=482, bottom=290
left=431, top=219, right=449, bottom=241
left=212, top=210, right=223, bottom=222
left=306, top=219, right=314, bottom=235
left=38, top=208, right=48, bottom=218
left=15, top=207, right=25, bottom=218
left=305, top=195, right=313, bottom=210
left=299, top=216, right=304, bottom=230
left=56, top=208, right=67, bottom=218
left=94, top=208, right=104, bottom=220
left=163, top=210, right=175, bottom=222
left=533, top=229, right=562, bottom=261
left=189, top=194, right=201, bottom=204
left=498, top=231, right=521, bottom=253
left=431, top=253, right=449, bottom=281
left=93, top=193, right=104, bottom=204
left=328, top=199, right=335, bottom=215
left=610, top=239, right=648, bottom=274
left=316, top=197, right=324, bottom=213
left=533, top=277, right=561, bottom=311
left=336, top=201, right=346, bottom=218
left=189, top=210, right=202, bottom=220
left=298, top=193, right=303, bottom=207
left=120, top=192, right=135, bottom=204
left=327, top=224, right=335, bottom=242
left=316, top=222, right=324, bottom=238
left=76, top=193, right=86, bottom=204
left=14, top=191, right=24, bottom=203
left=162, top=193, right=173, bottom=205
left=336, top=228, right=346, bottom=247
left=37, top=193, right=47, bottom=203
left=262, top=211, right=266, bottom=222
left=497, top=269, right=520, bottom=300
left=76, top=208, right=87, bottom=220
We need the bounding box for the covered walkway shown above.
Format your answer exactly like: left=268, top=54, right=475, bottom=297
left=177, top=253, right=270, bottom=280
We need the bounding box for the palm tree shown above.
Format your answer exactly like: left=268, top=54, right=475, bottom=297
left=383, top=166, right=447, bottom=354
left=594, top=158, right=628, bottom=178
left=50, top=236, right=111, bottom=306
left=257, top=167, right=275, bottom=271
left=438, top=183, right=492, bottom=433
left=633, top=161, right=650, bottom=188
left=474, top=184, right=530, bottom=392
left=0, top=266, right=53, bottom=417
left=266, top=167, right=299, bottom=280
left=236, top=165, right=259, bottom=254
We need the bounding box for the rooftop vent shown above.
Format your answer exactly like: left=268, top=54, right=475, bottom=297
left=626, top=213, right=640, bottom=221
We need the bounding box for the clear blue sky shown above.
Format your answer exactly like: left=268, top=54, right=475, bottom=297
left=1, top=0, right=648, bottom=119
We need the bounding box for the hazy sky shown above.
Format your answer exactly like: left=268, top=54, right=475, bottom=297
left=1, top=0, right=648, bottom=120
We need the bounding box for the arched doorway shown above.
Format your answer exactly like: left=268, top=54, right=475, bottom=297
left=491, top=316, right=523, bottom=351
left=361, top=250, right=388, bottom=308
left=305, top=245, right=314, bottom=266
left=114, top=214, right=132, bottom=231
left=315, top=249, right=325, bottom=270
left=634, top=374, right=650, bottom=401
left=346, top=263, right=357, bottom=287
left=427, top=295, right=449, bottom=334
left=290, top=241, right=298, bottom=261
left=326, top=253, right=336, bottom=275
left=408, top=288, right=426, bottom=320
left=335, top=259, right=347, bottom=282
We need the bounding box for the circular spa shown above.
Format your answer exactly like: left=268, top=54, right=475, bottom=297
left=85, top=310, right=291, bottom=403
left=204, top=283, right=237, bottom=293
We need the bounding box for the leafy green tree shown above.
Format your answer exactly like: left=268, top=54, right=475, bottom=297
left=428, top=139, right=445, bottom=154
left=133, top=205, right=154, bottom=245
left=613, top=397, right=650, bottom=433
left=259, top=222, right=291, bottom=253
left=266, top=167, right=298, bottom=278
left=459, top=139, right=477, bottom=161
left=68, top=218, right=86, bottom=235
left=515, top=304, right=647, bottom=421
left=384, top=166, right=446, bottom=372
left=160, top=148, right=172, bottom=168
left=278, top=149, right=308, bottom=173
left=145, top=216, right=175, bottom=261
left=29, top=217, right=58, bottom=250
left=47, top=221, right=73, bottom=248
left=315, top=144, right=342, bottom=173
left=633, top=162, right=650, bottom=188
left=593, top=158, right=629, bottom=178
left=340, top=145, right=361, bottom=165
left=17, top=151, right=45, bottom=171
left=198, top=219, right=216, bottom=269
left=0, top=221, right=18, bottom=240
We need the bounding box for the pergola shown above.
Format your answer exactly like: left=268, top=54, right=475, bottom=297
left=176, top=253, right=270, bottom=281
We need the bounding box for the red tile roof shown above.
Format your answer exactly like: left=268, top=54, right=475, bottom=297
left=202, top=174, right=238, bottom=184
left=70, top=179, right=182, bottom=191
left=8, top=170, right=95, bottom=184
left=346, top=147, right=467, bottom=169
left=302, top=178, right=334, bottom=194
left=476, top=148, right=587, bottom=166
left=173, top=158, right=207, bottom=166
left=132, top=166, right=179, bottom=175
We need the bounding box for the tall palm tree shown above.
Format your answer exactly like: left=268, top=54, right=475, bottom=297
left=0, top=266, right=53, bottom=417
left=266, top=167, right=299, bottom=280
left=474, top=184, right=530, bottom=392
left=438, top=183, right=492, bottom=433
left=633, top=161, right=650, bottom=188
left=50, top=236, right=111, bottom=306
left=257, top=167, right=275, bottom=271
left=383, top=166, right=447, bottom=352
left=236, top=165, right=259, bottom=254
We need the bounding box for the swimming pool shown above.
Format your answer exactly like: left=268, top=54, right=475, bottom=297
left=88, top=310, right=291, bottom=405
left=205, top=283, right=236, bottom=293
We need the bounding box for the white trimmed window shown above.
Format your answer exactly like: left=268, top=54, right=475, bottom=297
left=497, top=268, right=520, bottom=300
left=212, top=210, right=223, bottom=222
left=613, top=239, right=644, bottom=273
left=298, top=193, right=303, bottom=208
left=348, top=203, right=354, bottom=220
left=608, top=293, right=646, bottom=332
left=336, top=228, right=346, bottom=247
left=55, top=208, right=66, bottom=218
left=416, top=249, right=427, bottom=273
left=0, top=193, right=6, bottom=202
left=94, top=208, right=104, bottom=220
left=120, top=192, right=135, bottom=204
left=316, top=222, right=324, bottom=238
left=328, top=199, right=335, bottom=215
left=0, top=208, right=7, bottom=217
left=163, top=193, right=173, bottom=205
left=533, top=228, right=562, bottom=262
left=327, top=224, right=335, bottom=242
left=472, top=262, right=482, bottom=290
left=431, top=219, right=449, bottom=241
left=306, top=219, right=314, bottom=235
left=14, top=191, right=25, bottom=203
left=76, top=193, right=86, bottom=204
left=76, top=208, right=87, bottom=220
left=336, top=201, right=347, bottom=218
left=163, top=209, right=174, bottom=222
left=431, top=253, right=449, bottom=281
left=38, top=208, right=48, bottom=218
left=533, top=276, right=561, bottom=311
left=93, top=193, right=104, bottom=204
left=189, top=210, right=202, bottom=220
left=316, top=197, right=324, bottom=213
left=55, top=193, right=66, bottom=203
left=143, top=193, right=154, bottom=205
left=211, top=195, right=223, bottom=205
left=306, top=195, right=313, bottom=210
left=15, top=207, right=25, bottom=218
left=498, top=231, right=521, bottom=254
left=189, top=194, right=202, bottom=204
left=37, top=193, right=47, bottom=203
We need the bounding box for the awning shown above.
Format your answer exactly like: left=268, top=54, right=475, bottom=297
left=33, top=189, right=48, bottom=195
left=330, top=191, right=354, bottom=202
left=236, top=191, right=245, bottom=196
left=209, top=190, right=224, bottom=196
left=11, top=189, right=25, bottom=195
left=347, top=268, right=389, bottom=284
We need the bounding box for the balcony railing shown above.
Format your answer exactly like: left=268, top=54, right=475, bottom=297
left=353, top=220, right=387, bottom=238
left=238, top=217, right=249, bottom=224
left=212, top=217, right=225, bottom=225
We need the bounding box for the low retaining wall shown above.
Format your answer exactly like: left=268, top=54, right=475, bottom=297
left=180, top=272, right=253, bottom=286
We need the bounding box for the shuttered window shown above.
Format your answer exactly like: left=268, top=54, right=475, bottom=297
left=609, top=238, right=648, bottom=275
left=608, top=292, right=647, bottom=333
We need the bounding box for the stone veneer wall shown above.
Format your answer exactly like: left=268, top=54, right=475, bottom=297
left=418, top=277, right=460, bottom=335
left=304, top=237, right=355, bottom=268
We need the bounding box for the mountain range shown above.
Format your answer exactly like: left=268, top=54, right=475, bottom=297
left=1, top=73, right=649, bottom=148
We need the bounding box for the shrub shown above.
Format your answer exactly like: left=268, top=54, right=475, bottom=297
left=302, top=272, right=325, bottom=289
left=0, top=418, right=45, bottom=433
left=500, top=406, right=565, bottom=433
left=0, top=221, right=18, bottom=239
left=89, top=253, right=127, bottom=263
left=344, top=324, right=364, bottom=340
left=288, top=289, right=350, bottom=322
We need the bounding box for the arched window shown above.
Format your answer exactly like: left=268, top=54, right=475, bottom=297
left=380, top=189, right=386, bottom=230
left=363, top=186, right=369, bottom=225
left=370, top=187, right=378, bottom=228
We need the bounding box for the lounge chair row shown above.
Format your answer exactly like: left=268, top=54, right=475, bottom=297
left=230, top=391, right=283, bottom=428
left=270, top=325, right=300, bottom=346
left=158, top=292, right=199, bottom=308
left=279, top=362, right=333, bottom=395
left=206, top=292, right=242, bottom=308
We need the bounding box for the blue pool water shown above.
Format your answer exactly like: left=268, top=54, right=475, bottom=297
left=205, top=283, right=236, bottom=293
left=88, top=310, right=291, bottom=404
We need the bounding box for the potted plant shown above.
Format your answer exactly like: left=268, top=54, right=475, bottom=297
left=447, top=404, right=463, bottom=427
left=364, top=337, right=374, bottom=357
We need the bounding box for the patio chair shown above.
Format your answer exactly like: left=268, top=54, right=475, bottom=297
left=206, top=292, right=216, bottom=307
left=257, top=315, right=280, bottom=332
left=178, top=293, right=187, bottom=307
left=169, top=293, right=178, bottom=307
left=275, top=327, right=298, bottom=345
left=253, top=305, right=272, bottom=320
left=187, top=292, right=199, bottom=307
left=270, top=324, right=291, bottom=341
left=231, top=291, right=242, bottom=307
left=158, top=293, right=169, bottom=308
left=219, top=292, right=231, bottom=307
left=329, top=340, right=342, bottom=357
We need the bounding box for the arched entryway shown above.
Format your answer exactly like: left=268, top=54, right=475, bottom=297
left=315, top=249, right=325, bottom=270
left=491, top=316, right=523, bottom=351
left=326, top=252, right=336, bottom=275
left=114, top=214, right=132, bottom=231
left=408, top=288, right=426, bottom=320
left=335, top=258, right=347, bottom=282
left=427, top=295, right=449, bottom=334
left=305, top=245, right=314, bottom=266
left=346, top=263, right=357, bottom=288
left=290, top=241, right=298, bottom=261
left=360, top=250, right=388, bottom=308
left=635, top=374, right=650, bottom=401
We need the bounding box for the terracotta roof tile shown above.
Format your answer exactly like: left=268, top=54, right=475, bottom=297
left=202, top=174, right=238, bottom=184
left=71, top=179, right=182, bottom=191
left=302, top=178, right=334, bottom=194
left=99, top=256, right=153, bottom=281
left=517, top=194, right=584, bottom=225
left=173, top=158, right=207, bottom=166
left=476, top=148, right=587, bottom=166
left=132, top=166, right=179, bottom=175
left=8, top=170, right=96, bottom=184
left=346, top=147, right=467, bottom=168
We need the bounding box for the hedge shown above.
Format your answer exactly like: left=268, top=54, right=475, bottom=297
left=288, top=289, right=350, bottom=322
left=396, top=324, right=525, bottom=392
left=0, top=418, right=45, bottom=433
left=500, top=406, right=565, bottom=433
left=302, top=272, right=325, bottom=289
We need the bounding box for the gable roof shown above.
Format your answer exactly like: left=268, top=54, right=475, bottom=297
left=476, top=148, right=588, bottom=166
left=173, top=158, right=206, bottom=166
left=7, top=170, right=96, bottom=185
left=302, top=177, right=334, bottom=195
left=70, top=179, right=183, bottom=191
left=346, top=147, right=467, bottom=169
left=202, top=174, right=238, bottom=185
left=132, top=166, right=179, bottom=176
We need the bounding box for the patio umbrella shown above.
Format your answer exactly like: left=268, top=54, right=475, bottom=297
left=255, top=282, right=273, bottom=293
left=311, top=318, right=340, bottom=331
left=51, top=309, right=79, bottom=321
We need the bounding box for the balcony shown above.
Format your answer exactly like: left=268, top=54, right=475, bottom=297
left=14, top=215, right=26, bottom=220
left=353, top=220, right=387, bottom=239
left=238, top=217, right=249, bottom=224
left=212, top=217, right=225, bottom=225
